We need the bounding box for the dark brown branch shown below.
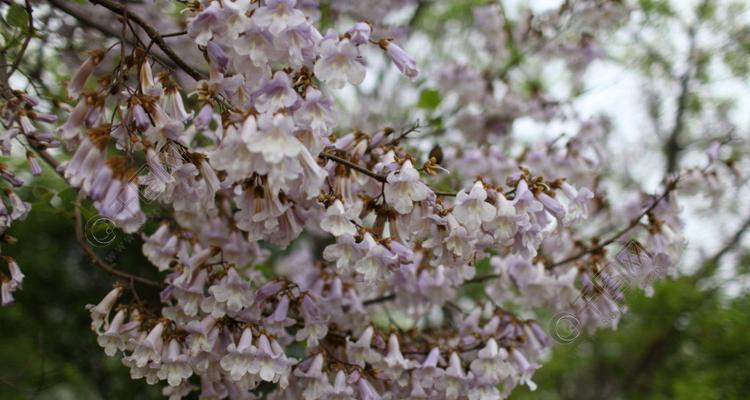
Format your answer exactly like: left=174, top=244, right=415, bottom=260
left=694, top=213, right=750, bottom=281
left=87, top=0, right=205, bottom=81
left=319, top=151, right=458, bottom=197
left=363, top=293, right=396, bottom=306
left=161, top=30, right=188, bottom=39
left=7, top=0, right=33, bottom=78
left=433, top=190, right=457, bottom=197
left=625, top=212, right=750, bottom=393
left=462, top=179, right=680, bottom=286
left=30, top=146, right=64, bottom=180
left=546, top=179, right=678, bottom=268
left=367, top=122, right=421, bottom=152
left=664, top=25, right=697, bottom=174
left=319, top=151, right=387, bottom=182
left=74, top=192, right=163, bottom=288
left=46, top=0, right=184, bottom=74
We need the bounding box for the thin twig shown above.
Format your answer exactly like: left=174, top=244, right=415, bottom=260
left=363, top=293, right=396, bottom=306
left=162, top=30, right=188, bottom=39
left=546, top=178, right=678, bottom=269
left=7, top=0, right=33, bottom=78
left=624, top=212, right=750, bottom=392
left=319, top=151, right=387, bottom=183
left=30, top=147, right=64, bottom=180
left=87, top=0, right=204, bottom=81
left=319, top=151, right=458, bottom=197
left=664, top=25, right=697, bottom=174
left=367, top=121, right=421, bottom=152
left=46, top=0, right=186, bottom=74
left=458, top=180, right=680, bottom=286
left=73, top=192, right=163, bottom=288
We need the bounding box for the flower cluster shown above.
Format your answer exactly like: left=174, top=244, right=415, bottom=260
left=0, top=88, right=57, bottom=304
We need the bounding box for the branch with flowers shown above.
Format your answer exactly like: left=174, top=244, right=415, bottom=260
left=0, top=0, right=748, bottom=399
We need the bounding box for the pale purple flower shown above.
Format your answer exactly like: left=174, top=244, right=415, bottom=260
left=511, top=348, right=538, bottom=391
left=452, top=181, right=496, bottom=231
left=207, top=41, right=229, bottom=73
left=469, top=339, right=512, bottom=384
left=537, top=192, right=565, bottom=221
left=1, top=279, right=15, bottom=306
left=132, top=103, right=151, bottom=131
left=384, top=160, right=431, bottom=214
left=142, top=223, right=179, bottom=271
left=443, top=352, right=472, bottom=399
left=172, top=269, right=208, bottom=317
left=6, top=190, right=30, bottom=221
left=158, top=339, right=194, bottom=386
left=296, top=295, right=329, bottom=346
left=220, top=327, right=256, bottom=381
left=57, top=97, right=90, bottom=139
left=561, top=182, right=593, bottom=220
left=265, top=295, right=295, bottom=334
left=235, top=23, right=276, bottom=65
left=253, top=0, right=307, bottom=36
left=254, top=71, right=301, bottom=113
left=196, top=103, right=214, bottom=128
left=96, top=309, right=127, bottom=356
left=85, top=286, right=123, bottom=333
left=26, top=152, right=42, bottom=176
left=277, top=22, right=322, bottom=68
left=385, top=41, right=419, bottom=79
left=164, top=88, right=191, bottom=122
left=185, top=315, right=218, bottom=356
left=314, top=37, right=366, bottom=89
left=68, top=50, right=104, bottom=98
left=247, top=334, right=294, bottom=385
left=295, top=87, right=336, bottom=135
left=513, top=180, right=544, bottom=215
left=347, top=22, right=371, bottom=46
left=187, top=3, right=227, bottom=46
left=130, top=322, right=165, bottom=368
left=356, top=377, right=383, bottom=400
left=381, top=333, right=414, bottom=381
left=327, top=370, right=355, bottom=399
left=5, top=257, right=23, bottom=289
left=253, top=113, right=305, bottom=164
left=486, top=192, right=519, bottom=241
left=293, top=354, right=331, bottom=399
left=320, top=199, right=359, bottom=237
left=412, top=347, right=444, bottom=389
left=206, top=268, right=253, bottom=316
left=323, top=234, right=361, bottom=272
left=354, top=233, right=398, bottom=284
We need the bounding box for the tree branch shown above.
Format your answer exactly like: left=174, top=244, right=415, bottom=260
left=319, top=151, right=387, bottom=183
left=624, top=212, right=750, bottom=393
left=74, top=192, right=163, bottom=288
left=463, top=179, right=679, bottom=285
left=86, top=0, right=205, bottom=81
left=546, top=179, right=678, bottom=268
left=7, top=0, right=33, bottom=79
left=46, top=0, right=188, bottom=75
left=664, top=25, right=697, bottom=175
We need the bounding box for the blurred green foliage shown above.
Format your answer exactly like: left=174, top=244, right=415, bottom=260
left=0, top=173, right=162, bottom=399
left=510, top=274, right=750, bottom=400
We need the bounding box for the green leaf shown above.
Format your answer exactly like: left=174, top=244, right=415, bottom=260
left=6, top=4, right=29, bottom=32
left=638, top=0, right=673, bottom=16
left=418, top=88, right=442, bottom=110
